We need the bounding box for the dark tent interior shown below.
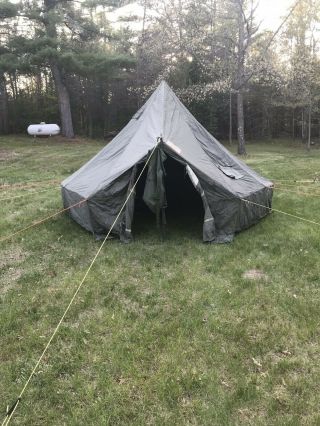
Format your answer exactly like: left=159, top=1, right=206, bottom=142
left=133, top=155, right=204, bottom=237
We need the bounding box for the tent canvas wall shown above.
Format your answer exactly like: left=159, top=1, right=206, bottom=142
left=61, top=81, right=273, bottom=243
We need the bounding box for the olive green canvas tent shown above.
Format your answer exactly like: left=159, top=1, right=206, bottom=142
left=61, top=81, right=273, bottom=243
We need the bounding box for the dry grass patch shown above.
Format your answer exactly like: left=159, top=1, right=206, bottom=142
left=0, top=267, right=23, bottom=296
left=0, top=149, right=20, bottom=161
left=243, top=269, right=268, bottom=280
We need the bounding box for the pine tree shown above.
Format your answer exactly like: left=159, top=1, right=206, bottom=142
left=0, top=0, right=18, bottom=134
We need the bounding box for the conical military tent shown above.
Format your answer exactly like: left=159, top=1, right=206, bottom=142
left=61, top=81, right=273, bottom=243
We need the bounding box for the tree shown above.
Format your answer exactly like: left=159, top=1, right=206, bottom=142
left=0, top=0, right=18, bottom=134
left=225, top=0, right=261, bottom=155
left=281, top=0, right=320, bottom=150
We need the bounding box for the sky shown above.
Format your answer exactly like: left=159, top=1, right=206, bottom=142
left=108, top=0, right=295, bottom=32
left=10, top=0, right=296, bottom=34
left=257, top=0, right=294, bottom=30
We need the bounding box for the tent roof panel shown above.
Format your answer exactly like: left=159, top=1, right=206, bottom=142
left=62, top=80, right=272, bottom=199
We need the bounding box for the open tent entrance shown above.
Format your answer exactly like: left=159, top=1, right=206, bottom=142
left=132, top=153, right=204, bottom=238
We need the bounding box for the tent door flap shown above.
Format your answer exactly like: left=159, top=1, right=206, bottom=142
left=186, top=165, right=216, bottom=242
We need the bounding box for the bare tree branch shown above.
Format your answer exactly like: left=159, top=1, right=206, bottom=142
left=235, top=0, right=303, bottom=90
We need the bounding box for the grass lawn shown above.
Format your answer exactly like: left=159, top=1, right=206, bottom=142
left=1, top=135, right=320, bottom=425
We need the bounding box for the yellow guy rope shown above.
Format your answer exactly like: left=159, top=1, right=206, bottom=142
left=241, top=198, right=320, bottom=227
left=273, top=178, right=319, bottom=183
left=0, top=199, right=87, bottom=243
left=1, top=141, right=159, bottom=426
left=0, top=186, right=60, bottom=202
left=275, top=186, right=320, bottom=197
left=275, top=182, right=320, bottom=189
left=0, top=179, right=60, bottom=191
left=275, top=187, right=320, bottom=198
left=275, top=181, right=318, bottom=186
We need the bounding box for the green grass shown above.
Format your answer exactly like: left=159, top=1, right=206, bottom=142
left=1, top=135, right=320, bottom=425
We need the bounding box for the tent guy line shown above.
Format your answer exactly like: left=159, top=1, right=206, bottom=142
left=0, top=186, right=60, bottom=202
left=241, top=198, right=320, bottom=228
left=1, top=184, right=320, bottom=247
left=278, top=187, right=320, bottom=196
left=1, top=140, right=160, bottom=426
left=0, top=179, right=61, bottom=190
left=1, top=185, right=320, bottom=246
left=274, top=183, right=320, bottom=189
left=0, top=199, right=86, bottom=244
left=275, top=187, right=320, bottom=198
left=274, top=181, right=320, bottom=189
left=274, top=179, right=320, bottom=184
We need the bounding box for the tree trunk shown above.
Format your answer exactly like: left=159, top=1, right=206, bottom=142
left=236, top=0, right=246, bottom=155
left=318, top=103, right=320, bottom=142
left=9, top=74, right=16, bottom=100
left=35, top=69, right=42, bottom=111
left=178, top=0, right=184, bottom=60
left=13, top=72, right=18, bottom=100
left=292, top=108, right=295, bottom=140
left=50, top=61, right=74, bottom=138
left=136, top=0, right=147, bottom=108
left=237, top=90, right=246, bottom=155
left=262, top=103, right=270, bottom=138
left=307, top=102, right=311, bottom=151
left=302, top=109, right=305, bottom=140
left=210, top=0, right=217, bottom=57
left=0, top=74, right=9, bottom=134
left=44, top=0, right=74, bottom=138
left=229, top=90, right=232, bottom=146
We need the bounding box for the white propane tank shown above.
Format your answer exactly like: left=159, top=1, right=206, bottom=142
left=27, top=122, right=60, bottom=137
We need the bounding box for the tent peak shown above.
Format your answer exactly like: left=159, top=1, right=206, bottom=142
left=158, top=79, right=169, bottom=87
left=155, top=80, right=175, bottom=96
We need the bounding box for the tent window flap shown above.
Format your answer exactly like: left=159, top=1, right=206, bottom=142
left=219, top=166, right=243, bottom=180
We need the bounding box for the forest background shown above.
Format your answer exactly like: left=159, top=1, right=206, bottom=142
left=0, top=0, right=319, bottom=155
